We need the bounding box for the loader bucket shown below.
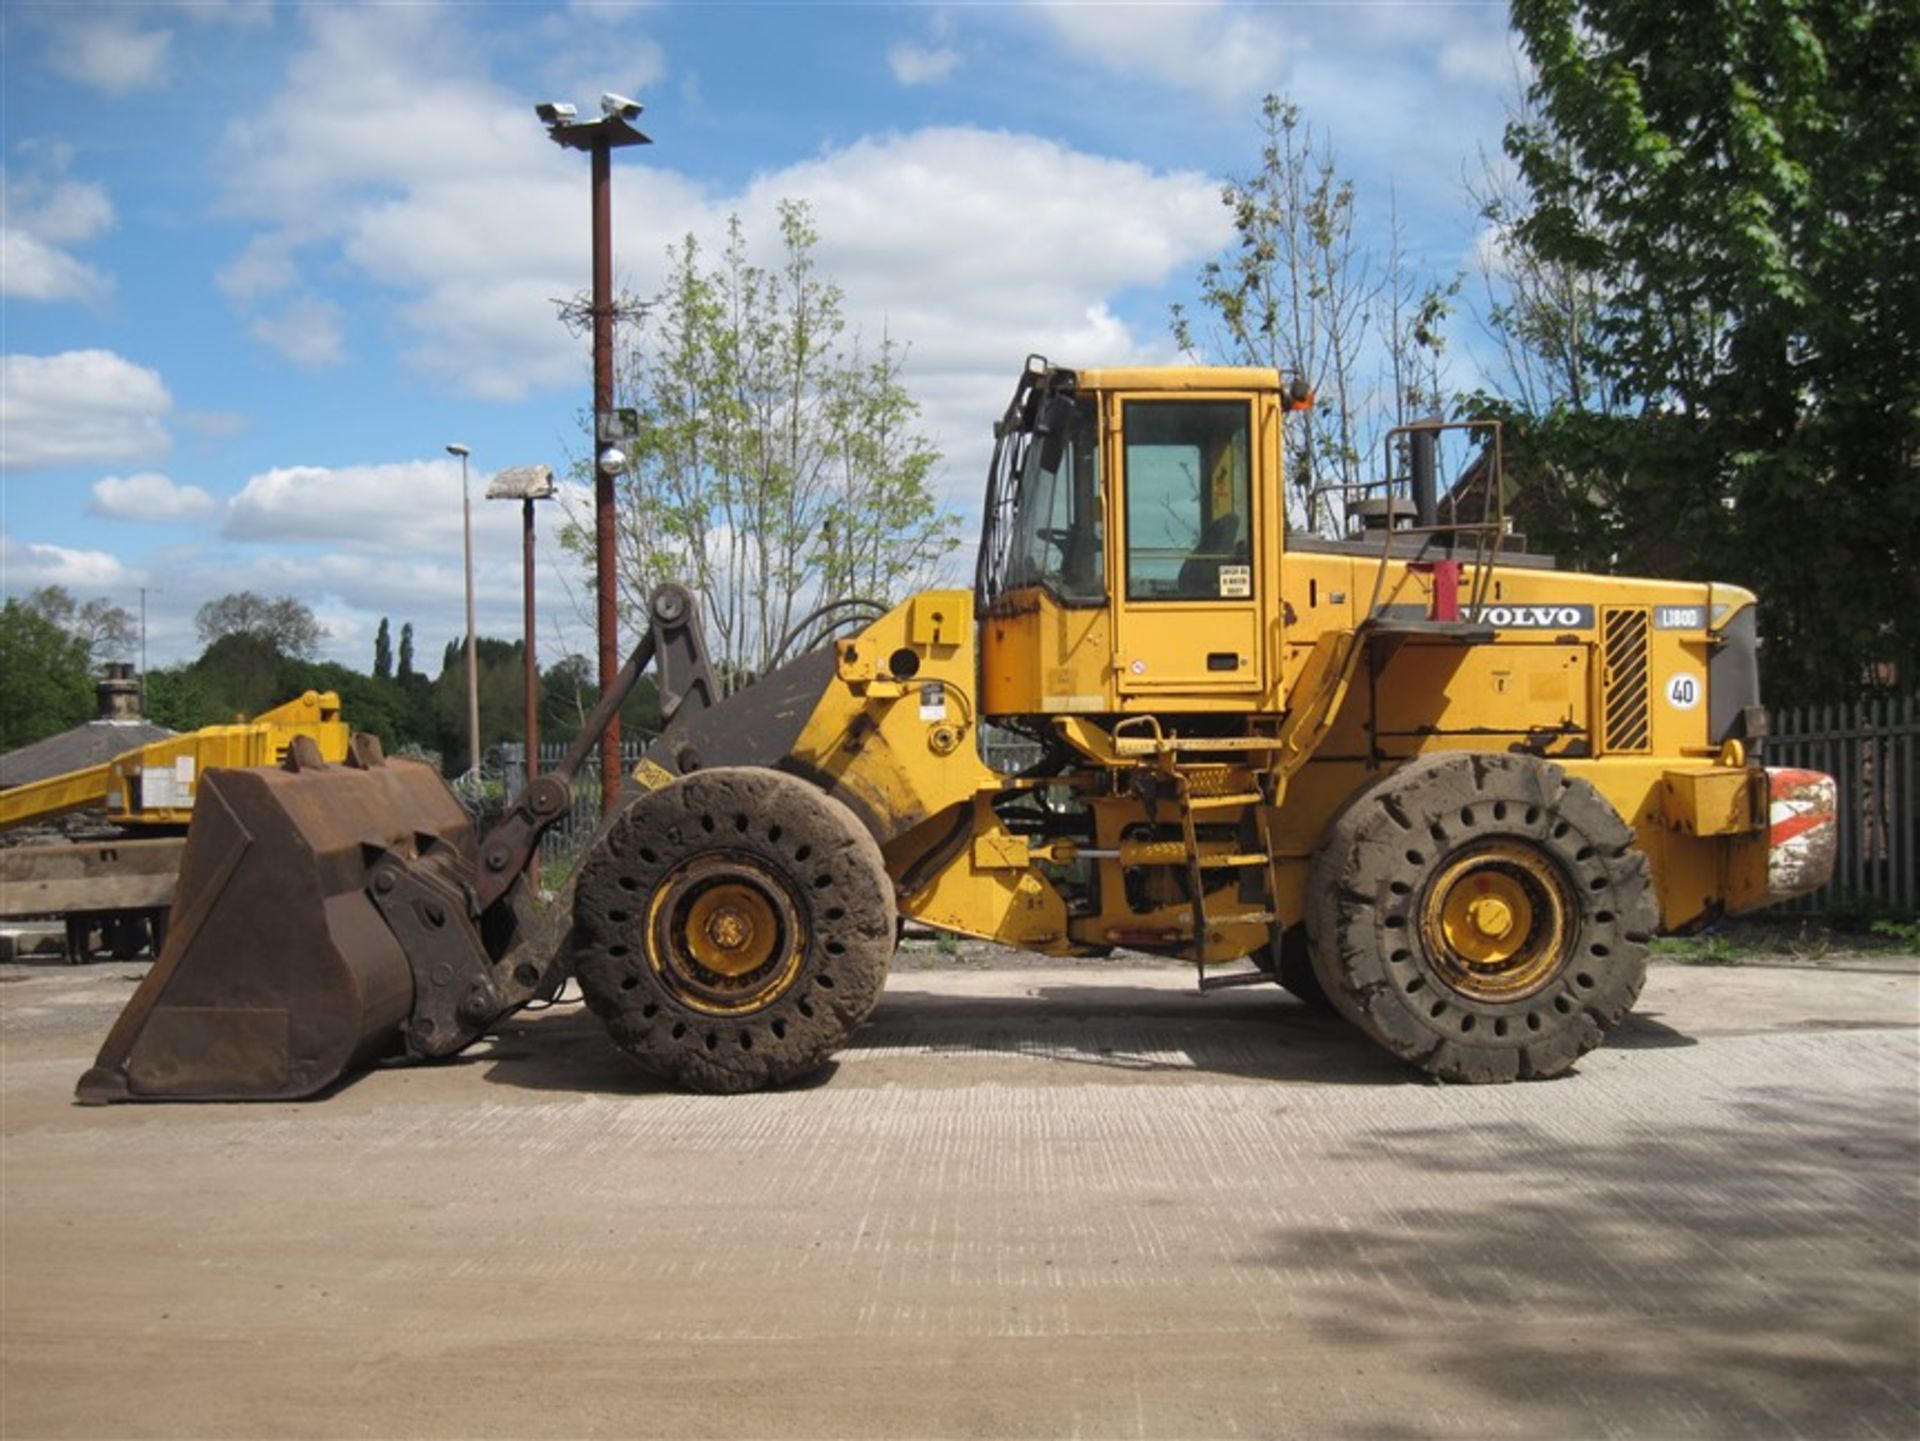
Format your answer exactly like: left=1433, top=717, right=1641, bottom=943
left=76, top=753, right=476, bottom=1103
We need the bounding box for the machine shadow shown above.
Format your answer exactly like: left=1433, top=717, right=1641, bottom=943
left=472, top=977, right=1704, bottom=1093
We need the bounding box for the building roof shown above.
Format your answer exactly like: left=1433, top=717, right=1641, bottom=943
left=0, top=719, right=177, bottom=790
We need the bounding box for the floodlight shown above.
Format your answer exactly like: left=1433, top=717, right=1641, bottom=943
left=486, top=464, right=558, bottom=502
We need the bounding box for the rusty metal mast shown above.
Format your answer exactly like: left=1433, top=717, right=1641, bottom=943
left=537, top=96, right=650, bottom=814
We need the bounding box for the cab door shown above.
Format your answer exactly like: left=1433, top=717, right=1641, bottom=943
left=1112, top=394, right=1266, bottom=697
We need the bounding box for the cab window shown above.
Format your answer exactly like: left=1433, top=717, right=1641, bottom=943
left=1124, top=401, right=1252, bottom=601
left=1009, top=397, right=1104, bottom=604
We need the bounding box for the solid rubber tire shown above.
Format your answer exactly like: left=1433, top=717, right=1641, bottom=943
left=573, top=767, right=896, bottom=1093
left=1306, top=752, right=1655, bottom=1083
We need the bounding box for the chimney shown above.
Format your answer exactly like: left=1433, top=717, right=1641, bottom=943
left=96, top=662, right=142, bottom=721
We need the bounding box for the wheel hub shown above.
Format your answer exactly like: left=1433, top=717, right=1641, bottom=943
left=704, top=906, right=754, bottom=953
left=649, top=857, right=805, bottom=1011
left=1421, top=842, right=1572, bottom=1001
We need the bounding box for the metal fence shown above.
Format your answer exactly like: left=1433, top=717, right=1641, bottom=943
left=1769, top=697, right=1918, bottom=916
left=492, top=740, right=653, bottom=873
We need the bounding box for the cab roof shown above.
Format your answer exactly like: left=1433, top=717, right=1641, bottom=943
left=1071, top=365, right=1285, bottom=394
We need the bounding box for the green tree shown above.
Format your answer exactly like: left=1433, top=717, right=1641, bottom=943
left=567, top=201, right=955, bottom=689
left=24, top=586, right=136, bottom=666
left=194, top=591, right=325, bottom=659
left=0, top=598, right=93, bottom=749
left=187, top=631, right=290, bottom=720
left=373, top=617, right=393, bottom=680
left=1500, top=0, right=1920, bottom=699
left=433, top=637, right=528, bottom=762
left=142, top=666, right=222, bottom=732
left=815, top=331, right=961, bottom=601
left=538, top=652, right=661, bottom=748
left=397, top=622, right=416, bottom=680
left=1172, top=95, right=1456, bottom=531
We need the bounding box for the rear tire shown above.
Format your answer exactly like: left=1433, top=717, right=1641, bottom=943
left=1307, top=753, right=1654, bottom=1083
left=573, top=767, right=896, bottom=1093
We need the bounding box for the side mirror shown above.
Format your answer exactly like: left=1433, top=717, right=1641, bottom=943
left=1035, top=395, right=1075, bottom=474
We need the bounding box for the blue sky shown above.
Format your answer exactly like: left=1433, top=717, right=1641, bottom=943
left=2, top=0, right=1521, bottom=674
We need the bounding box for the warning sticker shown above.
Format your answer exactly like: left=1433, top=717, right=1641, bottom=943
left=143, top=769, right=182, bottom=810
left=632, top=758, right=676, bottom=792
left=918, top=681, right=948, bottom=722
left=1218, top=564, right=1251, bottom=599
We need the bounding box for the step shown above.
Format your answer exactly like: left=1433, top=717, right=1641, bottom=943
left=1186, top=791, right=1264, bottom=811
left=1196, top=852, right=1270, bottom=870
left=1198, top=968, right=1274, bottom=992
left=1207, top=910, right=1277, bottom=928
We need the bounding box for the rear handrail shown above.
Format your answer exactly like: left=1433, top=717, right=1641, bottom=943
left=1304, top=419, right=1508, bottom=624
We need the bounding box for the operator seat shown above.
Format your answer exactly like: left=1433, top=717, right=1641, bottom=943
left=1177, top=512, right=1246, bottom=597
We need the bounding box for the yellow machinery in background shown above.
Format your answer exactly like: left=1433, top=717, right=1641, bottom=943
left=0, top=692, right=352, bottom=831
left=76, top=361, right=1837, bottom=1103
left=0, top=693, right=352, bottom=960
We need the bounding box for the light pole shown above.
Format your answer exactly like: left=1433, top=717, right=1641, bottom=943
left=487, top=464, right=557, bottom=890
left=536, top=92, right=650, bottom=816
left=446, top=442, right=481, bottom=783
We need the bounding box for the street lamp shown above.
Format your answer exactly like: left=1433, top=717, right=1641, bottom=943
left=446, top=441, right=480, bottom=785
left=537, top=91, right=651, bottom=816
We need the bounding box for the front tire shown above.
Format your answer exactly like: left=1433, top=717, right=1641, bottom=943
left=1307, top=753, right=1654, bottom=1083
left=573, top=767, right=896, bottom=1093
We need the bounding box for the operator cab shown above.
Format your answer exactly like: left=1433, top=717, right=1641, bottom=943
left=976, top=358, right=1285, bottom=718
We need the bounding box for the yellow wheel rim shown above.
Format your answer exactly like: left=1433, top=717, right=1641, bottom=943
left=646, top=856, right=806, bottom=1015
left=683, top=883, right=780, bottom=978
left=1420, top=842, right=1571, bottom=1002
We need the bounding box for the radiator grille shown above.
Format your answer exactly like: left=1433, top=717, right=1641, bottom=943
left=1601, top=607, right=1651, bottom=753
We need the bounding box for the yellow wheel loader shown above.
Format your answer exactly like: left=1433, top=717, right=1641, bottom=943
left=77, top=360, right=1837, bottom=1102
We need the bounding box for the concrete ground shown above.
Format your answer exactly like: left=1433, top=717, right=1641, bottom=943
left=3, top=951, right=1916, bottom=1439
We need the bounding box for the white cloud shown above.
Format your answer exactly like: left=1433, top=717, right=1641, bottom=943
left=226, top=460, right=463, bottom=547
left=249, top=297, right=346, bottom=369
left=538, top=26, right=667, bottom=122
left=89, top=473, right=217, bottom=524
left=217, top=235, right=299, bottom=300
left=889, top=42, right=961, bottom=86
left=1440, top=33, right=1527, bottom=89
left=0, top=232, right=113, bottom=305
left=0, top=351, right=172, bottom=472
left=225, top=459, right=584, bottom=559
left=190, top=459, right=595, bottom=665
left=27, top=1, right=268, bottom=99
left=43, top=16, right=173, bottom=95
left=0, top=533, right=136, bottom=593
left=5, top=171, right=113, bottom=244
left=214, top=4, right=1228, bottom=494
left=1, top=164, right=116, bottom=304
left=730, top=129, right=1228, bottom=491
left=1031, top=2, right=1286, bottom=105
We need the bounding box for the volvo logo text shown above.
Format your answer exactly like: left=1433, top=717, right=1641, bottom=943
left=1472, top=604, right=1594, bottom=629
